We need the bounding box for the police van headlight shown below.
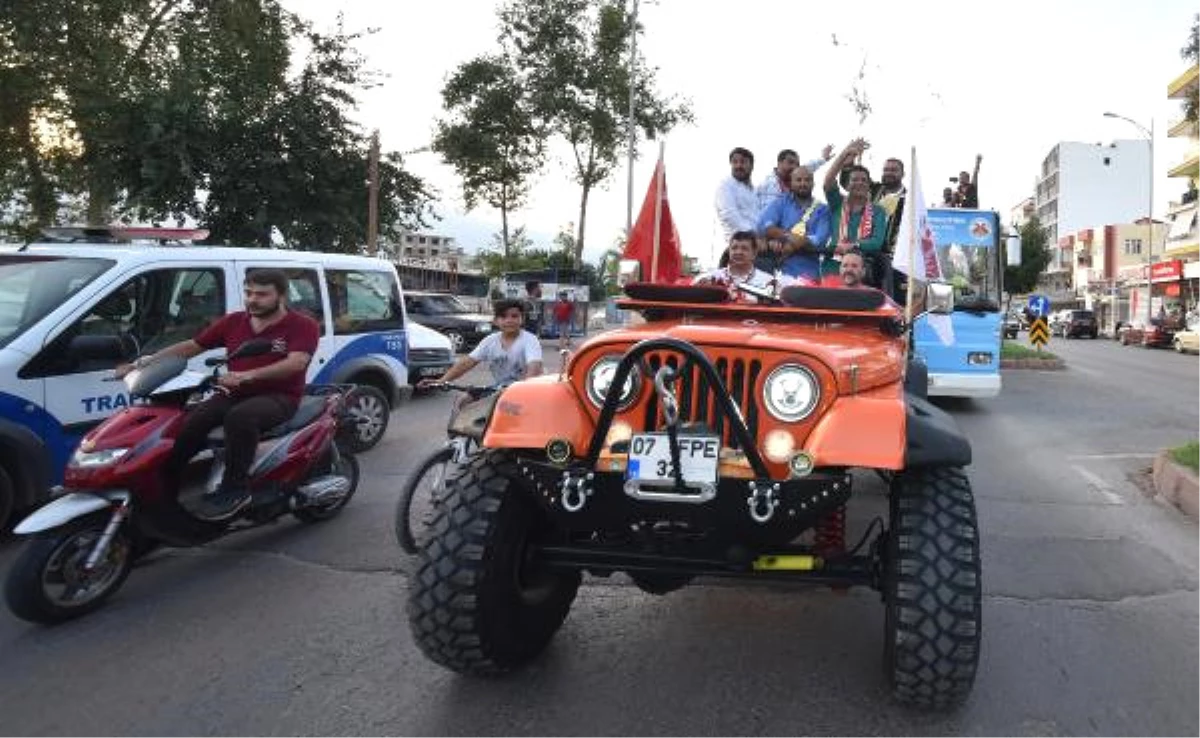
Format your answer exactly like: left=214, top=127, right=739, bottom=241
left=585, top=355, right=640, bottom=409
left=475, top=323, right=491, bottom=333
left=69, top=447, right=130, bottom=469
left=762, top=364, right=819, bottom=422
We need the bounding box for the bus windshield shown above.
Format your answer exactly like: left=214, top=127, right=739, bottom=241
left=926, top=209, right=1001, bottom=312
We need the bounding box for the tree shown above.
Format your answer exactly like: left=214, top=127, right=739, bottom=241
left=1004, top=217, right=1052, bottom=298
left=497, top=0, right=692, bottom=264
left=1180, top=14, right=1198, bottom=124
left=434, top=55, right=543, bottom=259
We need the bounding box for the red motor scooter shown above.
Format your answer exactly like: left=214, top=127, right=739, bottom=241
left=4, top=337, right=361, bottom=624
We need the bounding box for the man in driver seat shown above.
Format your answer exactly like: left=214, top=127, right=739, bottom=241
left=115, top=269, right=319, bottom=519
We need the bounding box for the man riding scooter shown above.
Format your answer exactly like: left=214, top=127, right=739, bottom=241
left=115, top=269, right=319, bottom=520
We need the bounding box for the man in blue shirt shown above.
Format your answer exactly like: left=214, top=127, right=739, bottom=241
left=755, top=166, right=831, bottom=282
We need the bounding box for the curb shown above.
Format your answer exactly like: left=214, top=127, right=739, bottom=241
left=1000, top=357, right=1066, bottom=370
left=1152, top=451, right=1199, bottom=519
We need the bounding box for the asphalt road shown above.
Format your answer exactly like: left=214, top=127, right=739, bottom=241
left=0, top=338, right=1196, bottom=736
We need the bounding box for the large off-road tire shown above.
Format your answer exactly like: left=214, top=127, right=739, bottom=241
left=883, top=465, right=981, bottom=709
left=0, top=464, right=15, bottom=533
left=5, top=513, right=133, bottom=624
left=407, top=451, right=581, bottom=674
left=394, top=446, right=454, bottom=555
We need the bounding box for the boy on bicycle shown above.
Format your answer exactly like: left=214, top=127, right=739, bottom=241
left=417, top=299, right=544, bottom=389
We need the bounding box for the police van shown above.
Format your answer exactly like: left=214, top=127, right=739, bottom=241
left=0, top=227, right=414, bottom=528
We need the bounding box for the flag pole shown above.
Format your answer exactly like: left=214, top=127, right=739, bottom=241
left=904, top=146, right=918, bottom=327
left=650, top=140, right=666, bottom=282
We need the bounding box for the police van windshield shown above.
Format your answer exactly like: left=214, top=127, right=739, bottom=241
left=0, top=255, right=115, bottom=348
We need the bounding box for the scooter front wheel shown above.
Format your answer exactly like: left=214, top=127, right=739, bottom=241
left=5, top=514, right=133, bottom=624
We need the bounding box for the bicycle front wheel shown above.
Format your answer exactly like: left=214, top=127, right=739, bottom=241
left=395, top=447, right=455, bottom=554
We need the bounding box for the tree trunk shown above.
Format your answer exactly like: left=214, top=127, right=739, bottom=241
left=575, top=182, right=590, bottom=267
left=501, top=203, right=511, bottom=259
left=17, top=109, right=57, bottom=234
left=85, top=169, right=113, bottom=226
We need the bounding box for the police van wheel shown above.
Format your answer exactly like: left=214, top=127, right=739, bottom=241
left=338, top=384, right=390, bottom=454
left=0, top=465, right=14, bottom=533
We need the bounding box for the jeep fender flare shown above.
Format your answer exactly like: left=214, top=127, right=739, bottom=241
left=903, top=394, right=972, bottom=468
left=0, top=418, right=52, bottom=510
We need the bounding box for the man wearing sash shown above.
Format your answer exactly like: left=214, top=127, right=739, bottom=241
left=756, top=166, right=831, bottom=282
left=871, top=157, right=907, bottom=296
left=755, top=146, right=834, bottom=212
left=821, top=139, right=888, bottom=285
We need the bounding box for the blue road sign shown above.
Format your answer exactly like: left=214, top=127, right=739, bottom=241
left=1028, top=294, right=1050, bottom=318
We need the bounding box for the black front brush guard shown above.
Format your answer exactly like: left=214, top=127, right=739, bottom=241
left=582, top=337, right=771, bottom=479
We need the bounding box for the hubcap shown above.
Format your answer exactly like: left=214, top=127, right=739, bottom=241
left=349, top=393, right=385, bottom=442
left=41, top=529, right=128, bottom=608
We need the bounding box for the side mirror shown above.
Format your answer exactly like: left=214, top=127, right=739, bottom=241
left=927, top=282, right=955, bottom=314
left=617, top=259, right=641, bottom=287
left=230, top=338, right=274, bottom=359
left=67, top=334, right=133, bottom=362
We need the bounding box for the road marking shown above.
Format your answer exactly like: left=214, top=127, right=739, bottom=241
left=1071, top=464, right=1125, bottom=505
left=1067, top=453, right=1157, bottom=460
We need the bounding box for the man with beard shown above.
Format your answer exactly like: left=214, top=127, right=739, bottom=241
left=838, top=248, right=867, bottom=288
left=756, top=165, right=831, bottom=281
left=870, top=157, right=907, bottom=296
left=755, top=146, right=834, bottom=212
left=821, top=139, right=888, bottom=285
left=957, top=154, right=982, bottom=208
left=714, top=147, right=760, bottom=243
left=115, top=268, right=319, bottom=519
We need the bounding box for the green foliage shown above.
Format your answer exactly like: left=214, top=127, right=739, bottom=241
left=496, top=0, right=693, bottom=263
left=1181, top=14, right=1198, bottom=124
left=1000, top=341, right=1058, bottom=360
left=1004, top=217, right=1052, bottom=296
left=1170, top=441, right=1199, bottom=472
left=0, top=1, right=434, bottom=249
left=434, top=55, right=542, bottom=258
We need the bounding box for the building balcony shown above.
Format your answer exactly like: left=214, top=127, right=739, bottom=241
left=1168, top=153, right=1199, bottom=179
left=1168, top=117, right=1199, bottom=139
left=1168, top=64, right=1199, bottom=99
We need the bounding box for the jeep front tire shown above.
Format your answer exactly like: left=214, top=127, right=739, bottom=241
left=407, top=451, right=580, bottom=674
left=883, top=465, right=981, bottom=709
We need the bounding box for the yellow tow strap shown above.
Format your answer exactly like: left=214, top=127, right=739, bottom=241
left=752, top=555, right=822, bottom=571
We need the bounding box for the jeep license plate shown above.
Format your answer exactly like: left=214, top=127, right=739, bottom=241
left=626, top=433, right=719, bottom=484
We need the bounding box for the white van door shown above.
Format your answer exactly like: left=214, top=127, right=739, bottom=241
left=32, top=264, right=231, bottom=438
left=233, top=263, right=336, bottom=380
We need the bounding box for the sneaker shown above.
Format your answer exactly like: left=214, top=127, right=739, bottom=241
left=196, top=485, right=251, bottom=521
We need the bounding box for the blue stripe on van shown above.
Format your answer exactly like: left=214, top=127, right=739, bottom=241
left=0, top=390, right=78, bottom=485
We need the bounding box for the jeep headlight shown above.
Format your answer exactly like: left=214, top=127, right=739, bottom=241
left=69, top=447, right=130, bottom=468
left=762, top=364, right=819, bottom=422
left=585, top=355, right=641, bottom=409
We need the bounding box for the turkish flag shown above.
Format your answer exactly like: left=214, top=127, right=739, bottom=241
left=622, top=158, right=683, bottom=283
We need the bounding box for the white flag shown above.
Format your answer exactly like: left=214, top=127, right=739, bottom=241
left=894, top=151, right=942, bottom=281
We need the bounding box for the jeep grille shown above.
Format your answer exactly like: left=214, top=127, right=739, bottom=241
left=640, top=351, right=762, bottom=450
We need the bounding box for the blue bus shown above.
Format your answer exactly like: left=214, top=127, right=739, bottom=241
left=911, top=208, right=1004, bottom=398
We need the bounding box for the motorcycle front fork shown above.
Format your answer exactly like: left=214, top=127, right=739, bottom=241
left=85, top=498, right=132, bottom=571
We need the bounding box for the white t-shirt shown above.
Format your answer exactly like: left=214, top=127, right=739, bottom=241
left=714, top=175, right=759, bottom=241
left=693, top=266, right=774, bottom=288
left=469, top=330, right=543, bottom=385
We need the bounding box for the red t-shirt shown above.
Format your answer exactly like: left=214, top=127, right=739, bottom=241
left=552, top=300, right=574, bottom=322
left=195, top=310, right=320, bottom=401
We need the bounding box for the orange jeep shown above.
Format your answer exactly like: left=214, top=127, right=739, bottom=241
left=406, top=279, right=981, bottom=710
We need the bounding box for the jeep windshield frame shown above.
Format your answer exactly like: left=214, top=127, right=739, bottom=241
left=0, top=255, right=116, bottom=349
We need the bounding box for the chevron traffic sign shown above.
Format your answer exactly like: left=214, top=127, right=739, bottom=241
left=1029, top=317, right=1050, bottom=347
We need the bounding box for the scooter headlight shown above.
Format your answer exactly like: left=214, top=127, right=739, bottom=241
left=69, top=447, right=130, bottom=469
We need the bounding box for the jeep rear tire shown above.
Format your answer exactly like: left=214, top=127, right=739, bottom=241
left=407, top=451, right=580, bottom=674
left=883, top=465, right=981, bottom=709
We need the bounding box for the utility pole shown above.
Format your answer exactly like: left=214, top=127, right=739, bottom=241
left=367, top=129, right=380, bottom=253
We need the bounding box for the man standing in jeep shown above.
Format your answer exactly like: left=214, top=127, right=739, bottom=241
left=115, top=269, right=319, bottom=519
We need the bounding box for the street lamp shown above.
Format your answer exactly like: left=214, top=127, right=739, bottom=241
left=1103, top=111, right=1154, bottom=329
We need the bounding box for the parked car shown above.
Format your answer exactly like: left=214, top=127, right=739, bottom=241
left=1172, top=318, right=1199, bottom=354
left=406, top=322, right=454, bottom=385
left=1059, top=309, right=1098, bottom=339
left=1003, top=314, right=1020, bottom=339
left=1118, top=321, right=1175, bottom=348
left=403, top=291, right=494, bottom=354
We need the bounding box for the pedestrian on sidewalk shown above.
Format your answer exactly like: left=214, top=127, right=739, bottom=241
left=552, top=291, right=576, bottom=350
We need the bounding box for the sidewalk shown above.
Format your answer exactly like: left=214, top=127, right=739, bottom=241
left=1152, top=452, right=1199, bottom=519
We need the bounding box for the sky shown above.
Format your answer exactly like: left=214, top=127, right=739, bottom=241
left=283, top=0, right=1197, bottom=267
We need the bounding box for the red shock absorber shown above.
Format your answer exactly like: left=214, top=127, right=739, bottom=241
left=814, top=504, right=846, bottom=557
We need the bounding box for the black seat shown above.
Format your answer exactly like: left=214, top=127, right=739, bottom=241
left=207, top=396, right=327, bottom=443
left=622, top=282, right=729, bottom=303
left=779, top=285, right=888, bottom=311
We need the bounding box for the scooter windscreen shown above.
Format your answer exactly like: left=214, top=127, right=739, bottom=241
left=126, top=355, right=189, bottom=398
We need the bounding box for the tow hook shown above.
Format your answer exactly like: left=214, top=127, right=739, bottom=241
left=747, top=481, right=780, bottom=524
left=560, top=470, right=594, bottom=513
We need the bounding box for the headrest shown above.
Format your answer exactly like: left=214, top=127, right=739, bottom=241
left=779, top=286, right=888, bottom=311
left=622, top=282, right=729, bottom=304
